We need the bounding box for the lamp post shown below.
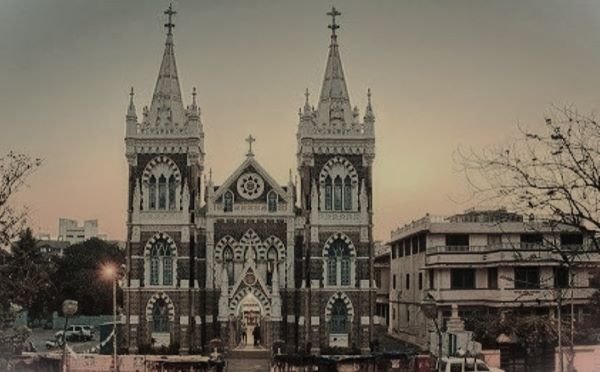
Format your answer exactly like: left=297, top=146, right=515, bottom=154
left=103, top=264, right=120, bottom=372
left=421, top=294, right=442, bottom=372
left=61, top=300, right=78, bottom=372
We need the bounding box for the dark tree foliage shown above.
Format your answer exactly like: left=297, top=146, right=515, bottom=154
left=1, top=229, right=56, bottom=319
left=52, top=238, right=124, bottom=315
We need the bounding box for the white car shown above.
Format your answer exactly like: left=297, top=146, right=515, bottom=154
left=55, top=325, right=93, bottom=342
left=437, top=357, right=505, bottom=372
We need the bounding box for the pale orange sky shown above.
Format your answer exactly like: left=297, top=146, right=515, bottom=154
left=2, top=0, right=600, bottom=241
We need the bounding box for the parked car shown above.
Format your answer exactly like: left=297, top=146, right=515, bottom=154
left=436, top=357, right=505, bottom=372
left=81, top=325, right=96, bottom=335
left=55, top=325, right=92, bottom=342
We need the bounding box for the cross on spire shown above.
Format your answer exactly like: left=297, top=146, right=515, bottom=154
left=304, top=88, right=310, bottom=105
left=245, top=135, right=256, bottom=157
left=164, top=3, right=176, bottom=35
left=327, top=6, right=341, bottom=36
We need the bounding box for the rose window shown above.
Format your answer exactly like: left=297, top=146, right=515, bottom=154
left=237, top=172, right=264, bottom=200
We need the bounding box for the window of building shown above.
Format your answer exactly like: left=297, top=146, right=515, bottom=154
left=406, top=305, right=410, bottom=323
left=343, top=176, right=352, bottom=210
left=330, top=299, right=348, bottom=333
left=267, top=191, right=278, bottom=212
left=406, top=273, right=410, bottom=290
left=326, top=239, right=352, bottom=286
left=223, top=190, right=234, bottom=212
left=514, top=267, right=540, bottom=289
left=223, top=247, right=234, bottom=286
left=560, top=234, right=583, bottom=248
left=450, top=269, right=475, bottom=289
left=391, top=244, right=397, bottom=259
left=554, top=266, right=570, bottom=288
left=418, top=272, right=423, bottom=290
left=168, top=175, right=176, bottom=210
left=152, top=298, right=169, bottom=332
left=393, top=274, right=396, bottom=290
left=520, top=234, right=544, bottom=247
left=149, top=240, right=174, bottom=286
left=429, top=270, right=435, bottom=289
left=446, top=234, right=469, bottom=251
left=149, top=175, right=157, bottom=209
left=412, top=237, right=419, bottom=254
left=488, top=267, right=498, bottom=289
left=325, top=176, right=333, bottom=211
left=419, top=235, right=427, bottom=253
left=333, top=176, right=343, bottom=210
left=158, top=175, right=167, bottom=209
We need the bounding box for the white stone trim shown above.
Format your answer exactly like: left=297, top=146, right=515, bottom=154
left=324, top=291, right=355, bottom=322
left=145, top=292, right=175, bottom=321
left=311, top=316, right=320, bottom=326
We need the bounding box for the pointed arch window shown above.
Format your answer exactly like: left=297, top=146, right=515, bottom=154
left=326, top=239, right=352, bottom=287
left=330, top=298, right=348, bottom=334
left=149, top=176, right=157, bottom=210
left=150, top=240, right=174, bottom=286
left=158, top=175, right=167, bottom=209
left=325, top=176, right=333, bottom=211
left=168, top=175, right=176, bottom=210
left=223, top=247, right=234, bottom=286
left=223, top=191, right=234, bottom=212
left=267, top=191, right=278, bottom=212
left=152, top=298, right=169, bottom=332
left=267, top=247, right=278, bottom=286
left=334, top=176, right=343, bottom=210
left=343, top=176, right=352, bottom=211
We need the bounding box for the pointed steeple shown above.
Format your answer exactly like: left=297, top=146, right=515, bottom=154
left=317, top=6, right=353, bottom=127
left=145, top=4, right=185, bottom=128
left=364, top=88, right=375, bottom=121
left=126, top=87, right=138, bottom=137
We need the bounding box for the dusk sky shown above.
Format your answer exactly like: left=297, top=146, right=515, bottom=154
left=2, top=0, right=600, bottom=241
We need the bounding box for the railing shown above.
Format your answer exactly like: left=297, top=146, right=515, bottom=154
left=426, top=243, right=593, bottom=255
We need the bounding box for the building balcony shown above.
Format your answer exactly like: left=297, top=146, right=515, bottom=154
left=426, top=287, right=595, bottom=306
left=424, top=244, right=600, bottom=267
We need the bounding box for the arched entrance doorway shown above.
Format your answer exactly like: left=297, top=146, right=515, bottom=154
left=236, top=292, right=264, bottom=347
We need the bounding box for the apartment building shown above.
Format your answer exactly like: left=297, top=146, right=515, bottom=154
left=389, top=209, right=600, bottom=351
left=374, top=243, right=391, bottom=328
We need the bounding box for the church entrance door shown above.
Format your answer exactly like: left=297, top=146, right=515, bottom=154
left=236, top=292, right=264, bottom=348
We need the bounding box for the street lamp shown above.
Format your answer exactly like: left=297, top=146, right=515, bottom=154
left=102, top=264, right=121, bottom=372
left=62, top=300, right=78, bottom=372
left=420, top=293, right=443, bottom=372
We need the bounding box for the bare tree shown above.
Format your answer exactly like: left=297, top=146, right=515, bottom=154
left=458, top=106, right=600, bottom=249
left=456, top=106, right=600, bottom=371
left=0, top=152, right=41, bottom=247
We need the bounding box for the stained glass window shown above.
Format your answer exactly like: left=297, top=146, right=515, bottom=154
left=334, top=177, right=343, bottom=211
left=223, top=247, right=234, bottom=286
left=168, top=175, right=176, bottom=210
left=268, top=191, right=278, bottom=212
left=330, top=299, right=347, bottom=333
left=153, top=299, right=169, bottom=332
left=325, top=177, right=333, bottom=211
left=158, top=175, right=167, bottom=209
left=223, top=191, right=233, bottom=212
left=149, top=176, right=157, bottom=210
left=343, top=176, right=352, bottom=210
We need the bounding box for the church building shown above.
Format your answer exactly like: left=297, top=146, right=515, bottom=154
left=122, top=5, right=377, bottom=354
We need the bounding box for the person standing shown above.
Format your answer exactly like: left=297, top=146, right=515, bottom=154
left=240, top=322, right=247, bottom=345
left=253, top=324, right=261, bottom=346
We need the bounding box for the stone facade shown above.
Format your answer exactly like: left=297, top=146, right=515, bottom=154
left=122, top=5, right=376, bottom=354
